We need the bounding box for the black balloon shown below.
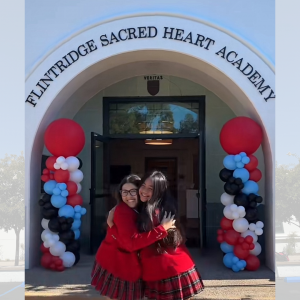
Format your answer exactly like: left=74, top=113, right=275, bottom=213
left=77, top=157, right=83, bottom=169
left=73, top=251, right=80, bottom=266
left=49, top=217, right=74, bottom=232
left=42, top=207, right=59, bottom=219
left=219, top=168, right=233, bottom=182
left=59, top=230, right=75, bottom=242
left=234, top=193, right=249, bottom=208
left=39, top=194, right=51, bottom=206
left=245, top=208, right=258, bottom=222
left=66, top=240, right=81, bottom=253
left=224, top=177, right=245, bottom=195
left=249, top=201, right=257, bottom=208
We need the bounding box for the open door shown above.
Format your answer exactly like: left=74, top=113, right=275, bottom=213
left=198, top=133, right=206, bottom=248
left=90, top=132, right=111, bottom=254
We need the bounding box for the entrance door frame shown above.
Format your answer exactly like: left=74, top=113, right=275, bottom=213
left=102, top=96, right=207, bottom=247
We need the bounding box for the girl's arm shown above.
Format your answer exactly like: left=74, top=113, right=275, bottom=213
left=108, top=208, right=168, bottom=252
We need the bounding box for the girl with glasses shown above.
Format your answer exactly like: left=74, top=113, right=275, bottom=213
left=91, top=174, right=175, bottom=300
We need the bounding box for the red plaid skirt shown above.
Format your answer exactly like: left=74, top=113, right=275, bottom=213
left=91, top=261, right=144, bottom=300
left=144, top=267, right=204, bottom=300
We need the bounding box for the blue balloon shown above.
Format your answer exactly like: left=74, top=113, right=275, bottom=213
left=242, top=180, right=259, bottom=195
left=223, top=252, right=235, bottom=268
left=52, top=188, right=61, bottom=196
left=71, top=220, right=82, bottom=230
left=232, top=265, right=240, bottom=272
left=74, top=205, right=81, bottom=213
left=223, top=155, right=237, bottom=170
left=61, top=190, right=69, bottom=197
left=242, top=156, right=250, bottom=164
left=43, top=180, right=57, bottom=195
left=220, top=242, right=234, bottom=253
left=73, top=229, right=80, bottom=240
left=236, top=261, right=244, bottom=269
left=232, top=256, right=239, bottom=264
left=240, top=260, right=247, bottom=268
left=233, top=168, right=250, bottom=183
left=236, top=162, right=244, bottom=168
left=81, top=208, right=87, bottom=215
left=51, top=195, right=67, bottom=208
left=58, top=183, right=67, bottom=190
left=59, top=205, right=75, bottom=218
left=234, top=154, right=241, bottom=162
left=74, top=212, right=81, bottom=219
left=240, top=152, right=247, bottom=157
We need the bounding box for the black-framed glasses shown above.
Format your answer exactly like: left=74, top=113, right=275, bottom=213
left=120, top=189, right=138, bottom=197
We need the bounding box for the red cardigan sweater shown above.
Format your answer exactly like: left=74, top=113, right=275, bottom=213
left=95, top=202, right=167, bottom=282
left=106, top=207, right=196, bottom=281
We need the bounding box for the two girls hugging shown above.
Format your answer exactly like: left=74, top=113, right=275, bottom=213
left=91, top=171, right=204, bottom=300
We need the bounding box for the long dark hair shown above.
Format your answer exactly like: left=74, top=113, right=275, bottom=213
left=116, top=174, right=141, bottom=204
left=137, top=170, right=184, bottom=251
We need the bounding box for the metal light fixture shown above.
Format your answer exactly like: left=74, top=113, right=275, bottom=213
left=145, top=139, right=173, bottom=145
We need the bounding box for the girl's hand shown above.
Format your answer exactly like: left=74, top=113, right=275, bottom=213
left=107, top=206, right=116, bottom=228
left=161, top=211, right=176, bottom=231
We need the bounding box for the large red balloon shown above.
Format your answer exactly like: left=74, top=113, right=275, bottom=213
left=249, top=169, right=262, bottom=182
left=67, top=194, right=83, bottom=207
left=220, top=217, right=233, bottom=230
left=224, top=229, right=240, bottom=245
left=66, top=181, right=78, bottom=196
left=220, top=117, right=263, bottom=155
left=54, top=169, right=70, bottom=183
left=245, top=254, right=260, bottom=271
left=44, top=119, right=85, bottom=157
left=244, top=155, right=258, bottom=171
left=46, top=156, right=57, bottom=171
left=234, top=244, right=250, bottom=260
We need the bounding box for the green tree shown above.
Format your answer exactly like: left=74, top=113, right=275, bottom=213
left=179, top=113, right=198, bottom=133
left=283, top=232, right=298, bottom=255
left=0, top=153, right=25, bottom=266
left=276, top=153, right=300, bottom=227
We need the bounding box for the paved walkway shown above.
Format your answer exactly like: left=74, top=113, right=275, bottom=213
left=25, top=249, right=275, bottom=299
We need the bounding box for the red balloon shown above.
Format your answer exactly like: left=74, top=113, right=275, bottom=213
left=238, top=237, right=244, bottom=244
left=41, top=253, right=53, bottom=269
left=44, top=119, right=85, bottom=157
left=220, top=217, right=233, bottom=230
left=249, top=169, right=262, bottom=182
left=245, top=254, right=260, bottom=271
left=220, top=117, right=263, bottom=155
left=244, top=155, right=258, bottom=171
left=242, top=242, right=250, bottom=250
left=245, top=236, right=254, bottom=244
left=43, top=168, right=50, bottom=175
left=40, top=243, right=49, bottom=253
left=56, top=265, right=65, bottom=272
left=217, top=229, right=224, bottom=235
left=49, top=174, right=54, bottom=180
left=224, top=229, right=240, bottom=245
left=54, top=169, right=70, bottom=183
left=234, top=244, right=250, bottom=260
left=66, top=181, right=78, bottom=196
left=249, top=243, right=255, bottom=250
left=41, top=175, right=49, bottom=182
left=46, top=156, right=57, bottom=171
left=217, top=235, right=224, bottom=243
left=67, top=194, right=83, bottom=207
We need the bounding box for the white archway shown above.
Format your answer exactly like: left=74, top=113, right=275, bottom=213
left=25, top=15, right=275, bottom=270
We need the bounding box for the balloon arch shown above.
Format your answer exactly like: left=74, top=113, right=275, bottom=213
left=39, top=119, right=86, bottom=271
left=217, top=117, right=264, bottom=272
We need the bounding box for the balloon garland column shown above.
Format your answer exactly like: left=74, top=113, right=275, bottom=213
left=217, top=117, right=264, bottom=272
left=39, top=119, right=86, bottom=272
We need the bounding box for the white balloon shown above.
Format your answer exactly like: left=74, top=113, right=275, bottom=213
left=241, top=230, right=258, bottom=243
left=69, top=170, right=84, bottom=183
left=56, top=156, right=66, bottom=164
left=76, top=183, right=82, bottom=194
left=250, top=242, right=262, bottom=256
left=54, top=163, right=60, bottom=169
left=256, top=221, right=264, bottom=229
left=53, top=235, right=59, bottom=242
left=238, top=206, right=245, bottom=213
left=220, top=193, right=234, bottom=206
left=50, top=241, right=66, bottom=256
left=249, top=223, right=256, bottom=231
left=240, top=211, right=246, bottom=218
left=223, top=206, right=234, bottom=220
left=41, top=219, right=50, bottom=230
left=41, top=229, right=51, bottom=241
left=60, top=251, right=76, bottom=268
left=232, top=212, right=239, bottom=219
left=44, top=241, right=50, bottom=248
left=255, top=228, right=263, bottom=236
left=48, top=239, right=56, bottom=247
left=44, top=233, right=52, bottom=240
left=230, top=204, right=238, bottom=211
left=66, top=157, right=80, bottom=172
left=233, top=218, right=249, bottom=233
left=61, top=162, right=69, bottom=170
